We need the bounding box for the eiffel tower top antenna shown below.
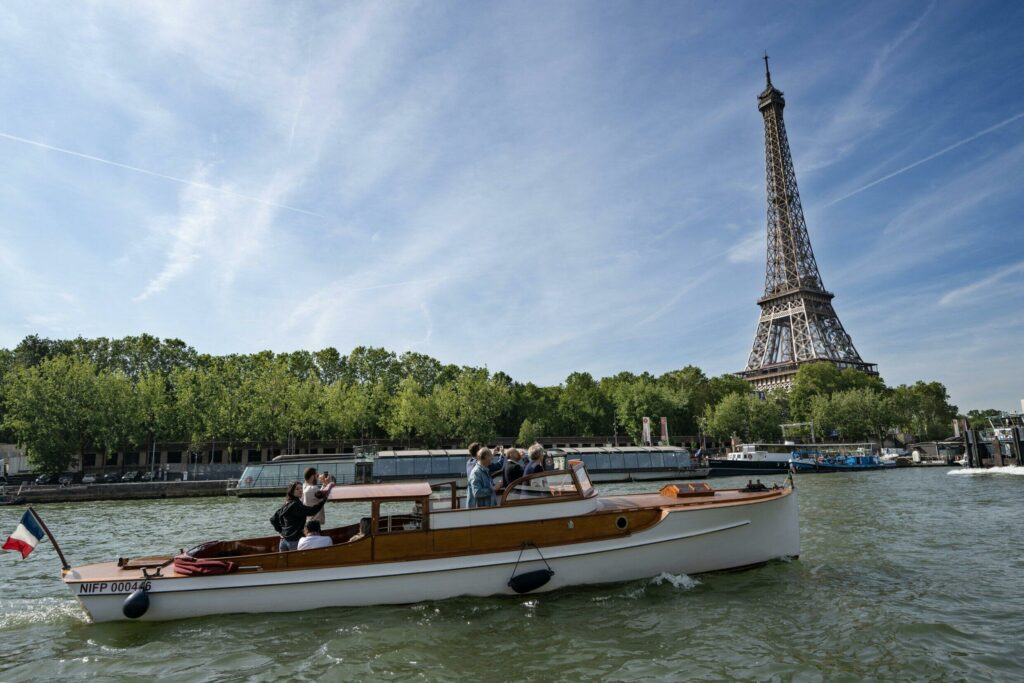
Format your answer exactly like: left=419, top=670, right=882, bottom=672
left=763, top=51, right=771, bottom=87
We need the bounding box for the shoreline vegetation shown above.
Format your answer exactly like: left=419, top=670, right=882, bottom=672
left=0, top=334, right=963, bottom=474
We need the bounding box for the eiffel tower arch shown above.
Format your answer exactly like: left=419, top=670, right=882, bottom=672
left=740, top=57, right=878, bottom=391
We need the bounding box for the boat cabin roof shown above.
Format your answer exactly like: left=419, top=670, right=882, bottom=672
left=327, top=482, right=432, bottom=502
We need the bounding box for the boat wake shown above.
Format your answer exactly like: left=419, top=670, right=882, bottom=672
left=0, top=598, right=86, bottom=630
left=948, top=466, right=1024, bottom=476
left=649, top=572, right=701, bottom=590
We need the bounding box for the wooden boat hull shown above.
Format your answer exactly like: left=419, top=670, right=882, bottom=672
left=66, top=488, right=799, bottom=622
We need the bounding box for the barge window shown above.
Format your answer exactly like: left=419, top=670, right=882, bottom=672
left=375, top=459, right=397, bottom=477
left=625, top=452, right=639, bottom=470
left=414, top=457, right=431, bottom=476
left=397, top=458, right=415, bottom=477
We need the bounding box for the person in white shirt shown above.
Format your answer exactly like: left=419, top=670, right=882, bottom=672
left=301, top=467, right=327, bottom=525
left=296, top=520, right=332, bottom=551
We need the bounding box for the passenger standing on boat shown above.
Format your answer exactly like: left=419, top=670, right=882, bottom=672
left=468, top=447, right=497, bottom=508
left=271, top=481, right=334, bottom=551
left=524, top=444, right=547, bottom=476
left=499, top=447, right=524, bottom=491
left=301, top=467, right=328, bottom=525
left=489, top=445, right=506, bottom=475
left=465, top=442, right=481, bottom=480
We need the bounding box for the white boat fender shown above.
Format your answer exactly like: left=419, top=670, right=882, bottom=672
left=508, top=542, right=554, bottom=595
left=122, top=587, right=150, bottom=619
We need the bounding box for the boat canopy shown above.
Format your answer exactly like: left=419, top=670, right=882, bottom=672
left=327, top=482, right=433, bottom=502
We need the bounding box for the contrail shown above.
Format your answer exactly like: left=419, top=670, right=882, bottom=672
left=0, top=131, right=322, bottom=217
left=826, top=110, right=1024, bottom=206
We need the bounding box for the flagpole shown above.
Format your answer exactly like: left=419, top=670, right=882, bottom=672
left=28, top=506, right=70, bottom=571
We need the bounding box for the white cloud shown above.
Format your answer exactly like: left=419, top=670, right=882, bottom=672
left=939, top=260, right=1024, bottom=307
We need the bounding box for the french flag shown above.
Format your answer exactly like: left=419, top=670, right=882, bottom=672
left=3, top=510, right=45, bottom=559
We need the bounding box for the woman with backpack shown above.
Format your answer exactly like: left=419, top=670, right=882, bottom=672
left=271, top=480, right=333, bottom=551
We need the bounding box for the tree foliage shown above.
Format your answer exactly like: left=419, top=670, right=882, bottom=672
left=0, top=335, right=963, bottom=467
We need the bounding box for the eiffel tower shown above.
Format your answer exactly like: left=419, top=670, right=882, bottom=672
left=740, top=56, right=877, bottom=391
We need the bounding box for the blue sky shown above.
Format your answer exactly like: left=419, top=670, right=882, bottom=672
left=0, top=1, right=1021, bottom=411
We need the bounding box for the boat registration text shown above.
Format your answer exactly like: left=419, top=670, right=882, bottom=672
left=77, top=581, right=152, bottom=595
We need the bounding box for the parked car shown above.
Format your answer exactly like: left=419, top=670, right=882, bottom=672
left=121, top=471, right=139, bottom=482
left=34, top=473, right=56, bottom=486
left=58, top=474, right=75, bottom=487
left=98, top=473, right=118, bottom=484
left=81, top=474, right=97, bottom=484
left=139, top=471, right=155, bottom=482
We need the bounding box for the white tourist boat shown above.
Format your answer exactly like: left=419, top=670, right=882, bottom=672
left=61, top=462, right=800, bottom=623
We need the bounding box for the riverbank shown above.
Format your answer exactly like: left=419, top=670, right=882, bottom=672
left=1, top=480, right=232, bottom=504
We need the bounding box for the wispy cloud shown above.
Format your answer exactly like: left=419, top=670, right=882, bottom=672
left=0, top=132, right=321, bottom=216
left=939, top=260, right=1024, bottom=307
left=825, top=110, right=1024, bottom=206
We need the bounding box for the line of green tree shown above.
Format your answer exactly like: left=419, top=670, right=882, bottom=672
left=0, top=334, right=963, bottom=474
left=703, top=363, right=960, bottom=444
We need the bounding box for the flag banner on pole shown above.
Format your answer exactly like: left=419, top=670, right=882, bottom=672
left=3, top=510, right=44, bottom=559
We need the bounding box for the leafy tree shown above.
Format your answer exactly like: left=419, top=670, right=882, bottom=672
left=891, top=381, right=957, bottom=440
left=451, top=369, right=512, bottom=444
left=386, top=377, right=429, bottom=445
left=706, top=373, right=753, bottom=407
left=517, top=418, right=543, bottom=446
left=706, top=392, right=782, bottom=443
left=2, top=356, right=99, bottom=473
left=557, top=372, right=611, bottom=436
left=609, top=379, right=674, bottom=443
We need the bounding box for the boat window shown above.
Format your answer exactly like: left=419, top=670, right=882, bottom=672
left=636, top=453, right=652, bottom=469
left=375, top=459, right=396, bottom=477
left=609, top=453, right=625, bottom=469
left=397, top=458, right=415, bottom=476
left=625, top=452, right=639, bottom=470
left=582, top=454, right=597, bottom=470
left=375, top=500, right=425, bottom=533
left=502, top=471, right=580, bottom=505
left=597, top=452, right=611, bottom=470
left=663, top=451, right=677, bottom=468
left=413, top=457, right=431, bottom=476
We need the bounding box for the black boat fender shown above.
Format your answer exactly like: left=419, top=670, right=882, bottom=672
left=508, top=542, right=554, bottom=595
left=122, top=587, right=150, bottom=619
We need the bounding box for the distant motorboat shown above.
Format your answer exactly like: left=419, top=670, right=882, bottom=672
left=789, top=450, right=886, bottom=473
left=707, top=444, right=794, bottom=477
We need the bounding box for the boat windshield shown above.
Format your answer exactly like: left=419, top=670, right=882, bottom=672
left=502, top=470, right=580, bottom=504
left=573, top=463, right=594, bottom=496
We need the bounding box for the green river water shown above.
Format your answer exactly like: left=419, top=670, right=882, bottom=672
left=1, top=468, right=1022, bottom=682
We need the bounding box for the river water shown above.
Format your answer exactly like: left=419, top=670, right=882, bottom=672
left=1, top=468, right=1022, bottom=681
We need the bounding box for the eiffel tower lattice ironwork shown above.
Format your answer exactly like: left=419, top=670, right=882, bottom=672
left=740, top=56, right=877, bottom=390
